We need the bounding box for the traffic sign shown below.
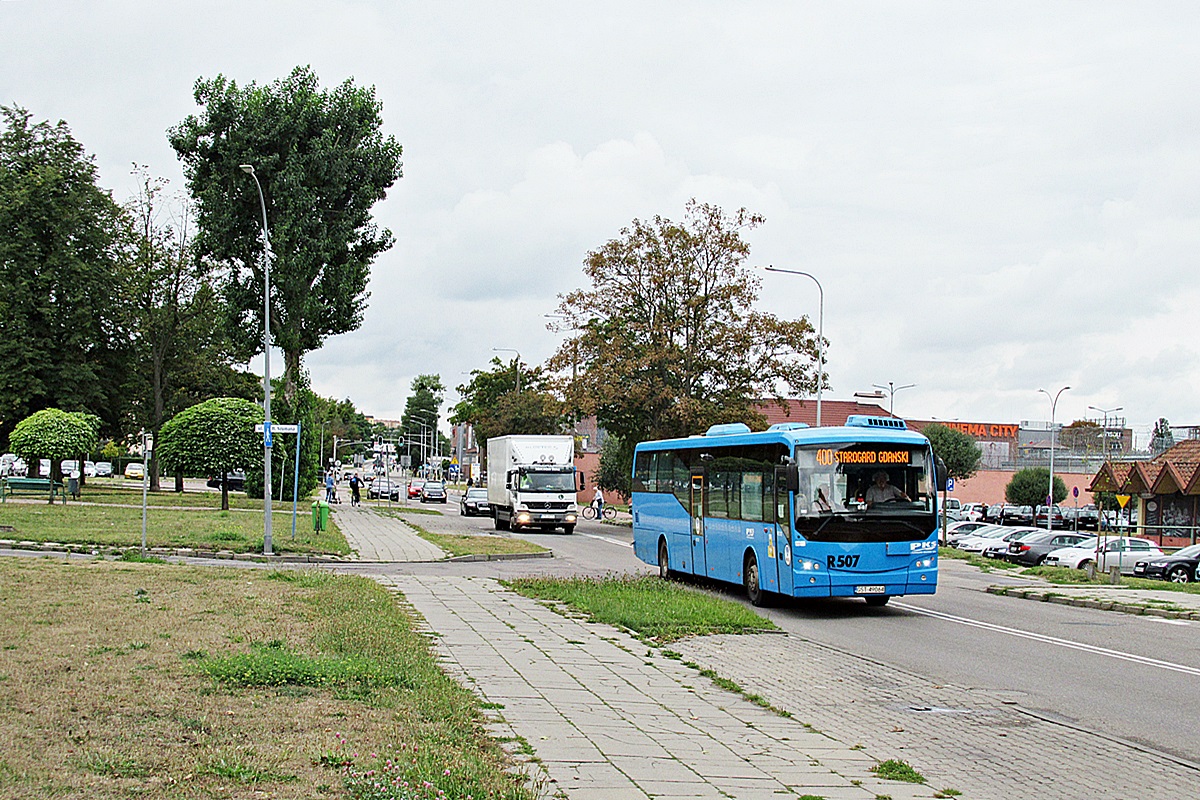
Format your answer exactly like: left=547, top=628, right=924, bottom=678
left=945, top=477, right=954, bottom=492
left=256, top=423, right=299, bottom=434
left=1072, top=486, right=1079, bottom=498
left=1116, top=494, right=1131, bottom=508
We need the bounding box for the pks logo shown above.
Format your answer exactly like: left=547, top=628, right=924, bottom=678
left=910, top=541, right=938, bottom=553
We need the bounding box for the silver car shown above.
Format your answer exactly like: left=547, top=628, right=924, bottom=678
left=1044, top=536, right=1163, bottom=574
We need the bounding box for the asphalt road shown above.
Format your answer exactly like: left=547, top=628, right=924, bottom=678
left=432, top=499, right=1200, bottom=766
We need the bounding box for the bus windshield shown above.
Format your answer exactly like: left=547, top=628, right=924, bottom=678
left=517, top=470, right=576, bottom=492
left=793, top=442, right=935, bottom=542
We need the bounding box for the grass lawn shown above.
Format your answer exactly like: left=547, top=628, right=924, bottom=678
left=940, top=547, right=1200, bottom=595
left=504, top=574, right=777, bottom=642
left=377, top=511, right=548, bottom=558
left=0, top=502, right=351, bottom=556
left=65, top=480, right=278, bottom=511
left=0, top=559, right=536, bottom=800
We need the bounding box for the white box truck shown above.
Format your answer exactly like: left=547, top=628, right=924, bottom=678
left=487, top=435, right=579, bottom=534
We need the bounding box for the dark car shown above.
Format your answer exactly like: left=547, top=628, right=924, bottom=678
left=984, top=503, right=1004, bottom=523
left=206, top=471, right=246, bottom=491
left=1075, top=504, right=1100, bottom=530
left=1005, top=531, right=1093, bottom=566
left=369, top=477, right=401, bottom=501
left=1133, top=543, right=1200, bottom=583
left=1035, top=505, right=1066, bottom=529
left=460, top=487, right=490, bottom=516
left=998, top=504, right=1033, bottom=526
left=420, top=480, right=448, bottom=503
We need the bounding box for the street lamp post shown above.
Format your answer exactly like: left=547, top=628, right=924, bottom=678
left=1039, top=386, right=1071, bottom=531
left=1088, top=405, right=1123, bottom=458
left=764, top=266, right=824, bottom=426
left=240, top=163, right=274, bottom=556
left=873, top=381, right=916, bottom=417
left=493, top=347, right=521, bottom=393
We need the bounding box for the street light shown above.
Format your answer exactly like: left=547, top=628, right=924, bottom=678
left=873, top=381, right=916, bottom=417
left=1039, top=386, right=1071, bottom=531
left=764, top=266, right=824, bottom=426
left=493, top=347, right=521, bottom=393
left=240, top=163, right=274, bottom=556
left=1088, top=405, right=1123, bottom=458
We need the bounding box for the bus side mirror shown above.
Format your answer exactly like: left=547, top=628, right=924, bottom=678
left=786, top=463, right=799, bottom=494
left=935, top=457, right=948, bottom=492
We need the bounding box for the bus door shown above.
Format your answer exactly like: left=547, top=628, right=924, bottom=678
left=690, top=472, right=706, bottom=576
left=773, top=466, right=794, bottom=595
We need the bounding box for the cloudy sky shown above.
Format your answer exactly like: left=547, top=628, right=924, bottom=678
left=4, top=1, right=1198, bottom=445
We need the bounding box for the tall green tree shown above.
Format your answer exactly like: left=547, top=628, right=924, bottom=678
left=921, top=423, right=982, bottom=482
left=1006, top=467, right=1067, bottom=508
left=7, top=408, right=100, bottom=503
left=157, top=397, right=262, bottom=510
left=0, top=106, right=129, bottom=444
left=168, top=65, right=404, bottom=403
left=452, top=357, right=566, bottom=450
left=1151, top=417, right=1174, bottom=454
left=549, top=200, right=821, bottom=451
left=122, top=166, right=250, bottom=491
left=401, top=375, right=445, bottom=469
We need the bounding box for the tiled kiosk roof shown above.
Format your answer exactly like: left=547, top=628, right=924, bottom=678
left=1090, top=439, right=1200, bottom=495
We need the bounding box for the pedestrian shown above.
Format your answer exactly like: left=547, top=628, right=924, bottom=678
left=348, top=473, right=361, bottom=506
left=593, top=486, right=604, bottom=515
left=324, top=471, right=335, bottom=503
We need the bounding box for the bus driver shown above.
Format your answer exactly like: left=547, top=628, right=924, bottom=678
left=865, top=470, right=908, bottom=507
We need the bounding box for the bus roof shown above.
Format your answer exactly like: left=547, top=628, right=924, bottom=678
left=634, top=417, right=930, bottom=451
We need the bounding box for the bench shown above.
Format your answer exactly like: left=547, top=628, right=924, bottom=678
left=1, top=477, right=64, bottom=502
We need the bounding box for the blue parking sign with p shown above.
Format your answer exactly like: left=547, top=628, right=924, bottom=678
left=946, top=477, right=954, bottom=492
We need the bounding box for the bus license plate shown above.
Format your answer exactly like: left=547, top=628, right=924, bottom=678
left=854, top=585, right=886, bottom=595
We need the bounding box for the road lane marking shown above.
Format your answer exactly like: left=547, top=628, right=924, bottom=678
left=579, top=532, right=634, bottom=548
left=893, top=601, right=1200, bottom=677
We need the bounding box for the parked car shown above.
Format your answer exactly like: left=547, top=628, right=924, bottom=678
left=420, top=480, right=448, bottom=503
left=124, top=462, right=145, bottom=479
left=1044, top=536, right=1164, bottom=574
left=1034, top=505, right=1066, bottom=529
left=954, top=525, right=1017, bottom=553
left=94, top=461, right=113, bottom=477
left=1075, top=504, right=1100, bottom=530
left=960, top=502, right=987, bottom=522
left=407, top=478, right=426, bottom=499
left=460, top=487, right=490, bottom=516
left=0, top=454, right=26, bottom=476
left=977, top=527, right=1045, bottom=558
left=1132, top=543, right=1200, bottom=583
left=206, top=471, right=246, bottom=491
left=984, top=503, right=1004, bottom=523
left=997, top=504, right=1034, bottom=525
left=61, top=460, right=96, bottom=477
left=945, top=520, right=997, bottom=545
left=1004, top=530, right=1093, bottom=566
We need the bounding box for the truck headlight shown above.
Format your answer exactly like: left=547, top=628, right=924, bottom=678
left=565, top=514, right=576, bottom=522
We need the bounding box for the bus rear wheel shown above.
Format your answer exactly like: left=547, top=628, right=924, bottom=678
left=658, top=539, right=671, bottom=580
left=864, top=595, right=890, bottom=607
left=744, top=552, right=768, bottom=607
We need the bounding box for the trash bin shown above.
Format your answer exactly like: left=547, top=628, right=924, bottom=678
left=312, top=499, right=330, bottom=532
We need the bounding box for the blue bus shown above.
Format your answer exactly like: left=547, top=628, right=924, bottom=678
left=631, top=416, right=942, bottom=606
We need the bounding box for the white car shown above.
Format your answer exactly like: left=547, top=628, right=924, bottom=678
left=1043, top=537, right=1164, bottom=574
left=945, top=520, right=997, bottom=545
left=960, top=502, right=987, bottom=522
left=954, top=525, right=1015, bottom=553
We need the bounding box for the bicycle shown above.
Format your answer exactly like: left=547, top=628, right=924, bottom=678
left=581, top=505, right=617, bottom=520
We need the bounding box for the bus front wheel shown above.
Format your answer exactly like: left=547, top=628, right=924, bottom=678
left=744, top=552, right=767, bottom=606
left=658, top=539, right=671, bottom=580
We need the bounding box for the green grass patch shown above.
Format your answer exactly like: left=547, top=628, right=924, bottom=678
left=198, top=639, right=415, bottom=690
left=380, top=512, right=548, bottom=558
left=380, top=504, right=444, bottom=515
left=871, top=759, right=926, bottom=784
left=0, top=501, right=350, bottom=555
left=504, top=574, right=777, bottom=642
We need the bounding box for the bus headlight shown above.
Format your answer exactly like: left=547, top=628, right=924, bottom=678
left=914, top=557, right=935, bottom=569
left=799, top=560, right=822, bottom=571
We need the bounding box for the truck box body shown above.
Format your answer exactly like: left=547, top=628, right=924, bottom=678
left=487, top=435, right=579, bottom=533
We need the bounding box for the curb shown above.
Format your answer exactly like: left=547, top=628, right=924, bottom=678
left=447, top=550, right=554, bottom=562
left=986, top=585, right=1200, bottom=621
left=0, top=538, right=351, bottom=563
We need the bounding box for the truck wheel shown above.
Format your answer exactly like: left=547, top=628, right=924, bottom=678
left=493, top=512, right=505, bottom=531
left=561, top=525, right=574, bottom=535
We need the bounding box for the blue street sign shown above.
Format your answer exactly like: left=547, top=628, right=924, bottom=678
left=1073, top=486, right=1079, bottom=498
left=263, top=421, right=272, bottom=448
left=946, top=477, right=955, bottom=492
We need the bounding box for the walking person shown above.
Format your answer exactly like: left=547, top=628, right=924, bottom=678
left=325, top=471, right=335, bottom=503
left=593, top=486, right=604, bottom=516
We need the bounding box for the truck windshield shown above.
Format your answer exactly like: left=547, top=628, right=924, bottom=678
left=792, top=442, right=935, bottom=542
left=518, top=471, right=576, bottom=492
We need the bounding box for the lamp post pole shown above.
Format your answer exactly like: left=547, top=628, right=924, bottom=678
left=765, top=266, right=823, bottom=426
left=1088, top=405, right=1123, bottom=459
left=493, top=347, right=521, bottom=394
left=874, top=381, right=916, bottom=417
left=240, top=164, right=274, bottom=555
left=1040, top=386, right=1071, bottom=531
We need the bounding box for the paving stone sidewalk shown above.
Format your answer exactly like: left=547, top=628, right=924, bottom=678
left=332, top=503, right=446, bottom=562
left=379, top=574, right=940, bottom=800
